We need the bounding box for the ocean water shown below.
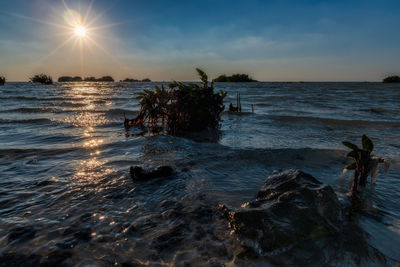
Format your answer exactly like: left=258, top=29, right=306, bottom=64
left=0, top=81, right=399, bottom=265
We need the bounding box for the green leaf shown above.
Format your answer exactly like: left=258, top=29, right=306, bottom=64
left=361, top=134, right=374, bottom=152
left=346, top=150, right=358, bottom=159
left=345, top=162, right=357, bottom=170
left=342, top=141, right=359, bottom=151
left=196, top=68, right=208, bottom=84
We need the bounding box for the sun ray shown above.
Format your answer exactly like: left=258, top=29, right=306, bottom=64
left=83, top=0, right=95, bottom=25
left=85, top=35, right=129, bottom=71
left=85, top=36, right=110, bottom=55
left=85, top=35, right=120, bottom=62
left=84, top=5, right=114, bottom=28
left=62, top=0, right=70, bottom=12
left=37, top=35, right=76, bottom=64
left=47, top=35, right=76, bottom=56
left=12, top=13, right=71, bottom=30
left=79, top=38, right=84, bottom=76
left=87, top=20, right=132, bottom=31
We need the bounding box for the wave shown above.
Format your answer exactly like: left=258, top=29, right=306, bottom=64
left=0, top=107, right=139, bottom=116
left=0, top=96, right=129, bottom=102
left=223, top=146, right=347, bottom=168
left=105, top=108, right=138, bottom=116
left=0, top=147, right=77, bottom=161
left=0, top=118, right=52, bottom=124
left=0, top=107, right=56, bottom=113
left=359, top=108, right=398, bottom=115
left=0, top=96, right=40, bottom=100
left=268, top=115, right=400, bottom=127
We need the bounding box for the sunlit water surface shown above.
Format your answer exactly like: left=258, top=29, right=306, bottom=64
left=0, top=82, right=399, bottom=265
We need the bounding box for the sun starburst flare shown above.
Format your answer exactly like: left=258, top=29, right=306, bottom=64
left=13, top=0, right=123, bottom=75
left=75, top=26, right=87, bottom=37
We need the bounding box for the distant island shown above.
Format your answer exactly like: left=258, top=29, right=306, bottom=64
left=84, top=76, right=114, bottom=82
left=213, top=73, right=257, bottom=82
left=121, top=78, right=152, bottom=82
left=30, top=74, right=53, bottom=84
left=383, top=75, right=400, bottom=83
left=58, top=76, right=115, bottom=82
left=58, top=76, right=83, bottom=82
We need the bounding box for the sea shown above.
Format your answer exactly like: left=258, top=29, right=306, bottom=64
left=0, top=81, right=399, bottom=266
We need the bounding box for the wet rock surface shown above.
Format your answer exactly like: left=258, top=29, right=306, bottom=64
left=130, top=165, right=174, bottom=181
left=222, top=170, right=386, bottom=266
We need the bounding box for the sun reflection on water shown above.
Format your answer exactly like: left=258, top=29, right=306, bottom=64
left=62, top=112, right=109, bottom=127
left=61, top=84, right=116, bottom=189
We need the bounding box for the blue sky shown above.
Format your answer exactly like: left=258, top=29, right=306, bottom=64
left=0, top=0, right=399, bottom=81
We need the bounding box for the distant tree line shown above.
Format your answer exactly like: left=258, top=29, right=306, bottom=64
left=383, top=75, right=400, bottom=83
left=58, top=76, right=83, bottom=82
left=121, top=78, right=152, bottom=82
left=57, top=76, right=115, bottom=82
left=213, top=73, right=257, bottom=82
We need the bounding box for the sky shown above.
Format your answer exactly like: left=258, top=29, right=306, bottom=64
left=0, top=0, right=399, bottom=81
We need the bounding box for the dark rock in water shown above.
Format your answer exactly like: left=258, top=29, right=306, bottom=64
left=222, top=170, right=386, bottom=266
left=130, top=165, right=173, bottom=181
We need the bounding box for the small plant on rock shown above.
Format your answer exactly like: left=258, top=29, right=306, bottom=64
left=343, top=134, right=389, bottom=194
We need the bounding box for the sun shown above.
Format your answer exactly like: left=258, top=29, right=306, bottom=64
left=15, top=1, right=122, bottom=75
left=74, top=26, right=86, bottom=37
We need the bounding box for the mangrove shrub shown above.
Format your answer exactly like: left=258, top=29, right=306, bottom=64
left=125, top=68, right=227, bottom=134
left=30, top=74, right=53, bottom=84
left=383, top=75, right=400, bottom=83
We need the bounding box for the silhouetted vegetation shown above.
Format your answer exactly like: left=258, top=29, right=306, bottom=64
left=124, top=68, right=226, bottom=134
left=121, top=78, right=152, bottom=82
left=98, top=76, right=114, bottom=82
left=0, top=76, right=5, bottom=85
left=122, top=78, right=139, bottom=82
left=30, top=74, right=53, bottom=84
left=83, top=76, right=114, bottom=82
left=84, top=76, right=97, bottom=81
left=343, top=135, right=388, bottom=195
left=213, top=73, right=257, bottom=82
left=383, top=75, right=400, bottom=83
left=58, top=76, right=82, bottom=82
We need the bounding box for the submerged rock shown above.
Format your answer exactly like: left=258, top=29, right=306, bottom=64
left=130, top=165, right=173, bottom=181
left=222, top=170, right=386, bottom=266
